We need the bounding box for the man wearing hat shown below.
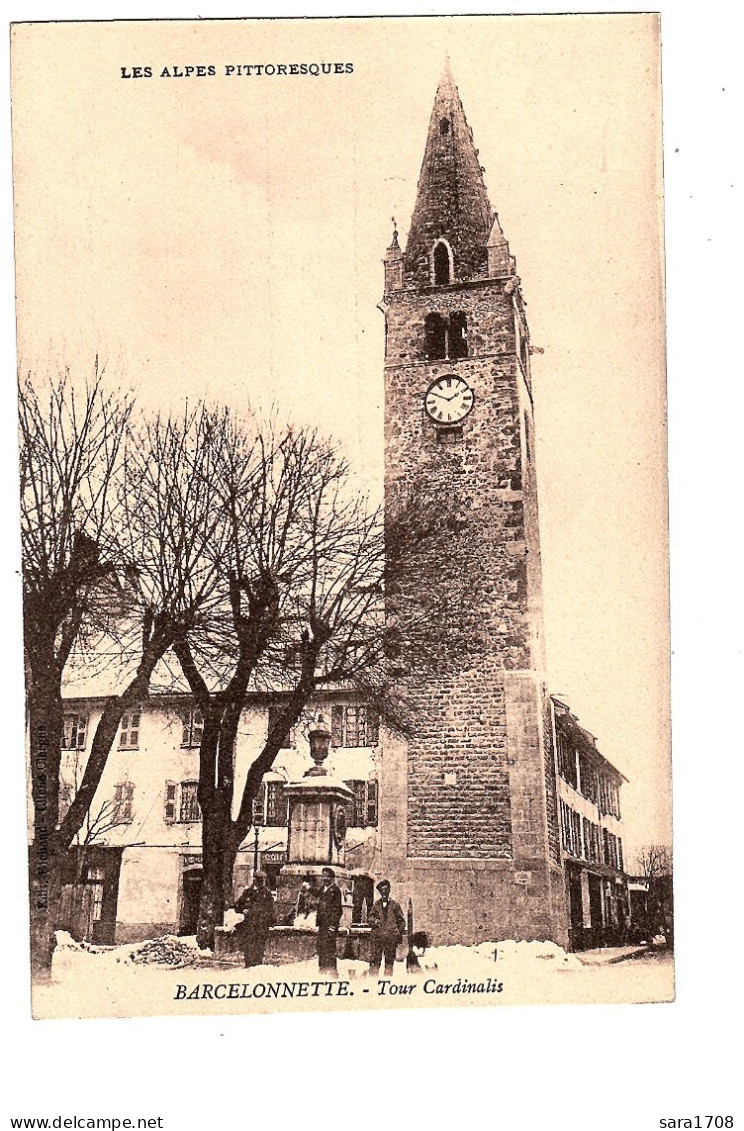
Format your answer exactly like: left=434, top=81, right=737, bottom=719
left=234, top=871, right=276, bottom=968
left=316, top=867, right=343, bottom=975
left=367, top=880, right=406, bottom=977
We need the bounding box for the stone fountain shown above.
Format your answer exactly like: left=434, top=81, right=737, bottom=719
left=216, top=714, right=371, bottom=965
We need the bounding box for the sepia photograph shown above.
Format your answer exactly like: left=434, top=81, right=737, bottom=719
left=11, top=13, right=673, bottom=1021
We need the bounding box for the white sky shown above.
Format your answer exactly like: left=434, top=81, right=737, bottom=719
left=12, top=14, right=670, bottom=858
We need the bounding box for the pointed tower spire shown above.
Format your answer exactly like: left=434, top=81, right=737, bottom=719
left=403, top=64, right=495, bottom=286
left=383, top=215, right=404, bottom=291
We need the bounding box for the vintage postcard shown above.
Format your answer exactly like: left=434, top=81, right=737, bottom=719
left=11, top=13, right=672, bottom=1019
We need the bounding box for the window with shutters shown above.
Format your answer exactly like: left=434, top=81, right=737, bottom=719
left=601, top=829, right=622, bottom=870
left=578, top=754, right=598, bottom=803
left=62, top=713, right=88, bottom=750
left=179, top=781, right=200, bottom=823
left=366, top=780, right=379, bottom=827
left=164, top=780, right=201, bottom=823
left=559, top=799, right=582, bottom=858
left=265, top=781, right=288, bottom=826
left=597, top=774, right=621, bottom=818
left=251, top=783, right=267, bottom=827
left=164, top=782, right=177, bottom=822
left=331, top=704, right=380, bottom=748
left=119, top=709, right=141, bottom=750
left=344, top=780, right=378, bottom=827
left=267, top=705, right=296, bottom=749
left=556, top=732, right=577, bottom=788
left=113, top=781, right=134, bottom=822
left=583, top=818, right=601, bottom=864
left=181, top=706, right=204, bottom=748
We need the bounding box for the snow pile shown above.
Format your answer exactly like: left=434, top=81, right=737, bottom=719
left=424, top=938, right=583, bottom=975
left=34, top=930, right=674, bottom=1018
left=292, top=911, right=318, bottom=929
left=54, top=930, right=104, bottom=954
left=126, top=935, right=201, bottom=968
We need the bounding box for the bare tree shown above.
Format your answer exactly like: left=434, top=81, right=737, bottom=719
left=166, top=415, right=386, bottom=946
left=635, top=844, right=673, bottom=879
left=58, top=406, right=231, bottom=840
left=634, top=844, right=674, bottom=947
left=20, top=362, right=133, bottom=977
left=21, top=377, right=229, bottom=977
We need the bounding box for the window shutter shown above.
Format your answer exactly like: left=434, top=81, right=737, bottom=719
left=116, top=782, right=134, bottom=821
left=345, top=781, right=365, bottom=827
left=193, top=711, right=204, bottom=746
left=331, top=705, right=344, bottom=747
left=367, top=711, right=380, bottom=746
left=252, top=783, right=266, bottom=827
left=62, top=714, right=87, bottom=749
left=346, top=707, right=361, bottom=747
left=129, top=710, right=140, bottom=748
left=266, top=781, right=288, bottom=826
left=366, top=780, right=378, bottom=827
left=181, top=713, right=190, bottom=747
left=179, top=782, right=200, bottom=823
left=120, top=710, right=141, bottom=749
left=164, top=781, right=177, bottom=823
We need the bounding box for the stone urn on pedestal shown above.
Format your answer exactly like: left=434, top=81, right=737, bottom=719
left=274, top=714, right=354, bottom=929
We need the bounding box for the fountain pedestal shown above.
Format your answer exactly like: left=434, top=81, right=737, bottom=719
left=216, top=715, right=372, bottom=964
left=274, top=715, right=354, bottom=924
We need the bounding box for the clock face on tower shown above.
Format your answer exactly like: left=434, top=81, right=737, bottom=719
left=424, top=375, right=475, bottom=424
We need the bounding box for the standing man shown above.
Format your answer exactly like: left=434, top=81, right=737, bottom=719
left=234, top=872, right=276, bottom=968
left=368, top=880, right=406, bottom=978
left=316, top=866, right=342, bottom=976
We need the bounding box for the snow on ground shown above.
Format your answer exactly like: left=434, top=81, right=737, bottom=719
left=32, top=933, right=674, bottom=1019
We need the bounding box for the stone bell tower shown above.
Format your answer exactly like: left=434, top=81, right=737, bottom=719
left=378, top=64, right=568, bottom=946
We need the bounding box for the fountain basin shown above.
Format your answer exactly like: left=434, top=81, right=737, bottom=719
left=215, top=924, right=372, bottom=966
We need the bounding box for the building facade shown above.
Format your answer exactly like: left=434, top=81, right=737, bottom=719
left=57, top=693, right=381, bottom=944
left=553, top=698, right=629, bottom=949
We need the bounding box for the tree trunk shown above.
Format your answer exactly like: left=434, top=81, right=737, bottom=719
left=26, top=672, right=64, bottom=981
left=196, top=803, right=227, bottom=950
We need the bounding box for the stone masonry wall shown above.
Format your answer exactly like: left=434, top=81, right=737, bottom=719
left=385, top=281, right=543, bottom=860
left=381, top=258, right=569, bottom=943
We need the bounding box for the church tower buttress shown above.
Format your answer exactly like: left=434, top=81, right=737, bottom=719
left=379, top=66, right=568, bottom=946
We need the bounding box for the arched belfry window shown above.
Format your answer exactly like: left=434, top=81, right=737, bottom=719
left=439, top=117, right=450, bottom=136
left=425, top=313, right=447, bottom=360
left=432, top=240, right=453, bottom=285
left=424, top=311, right=468, bottom=361
left=449, top=311, right=468, bottom=359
